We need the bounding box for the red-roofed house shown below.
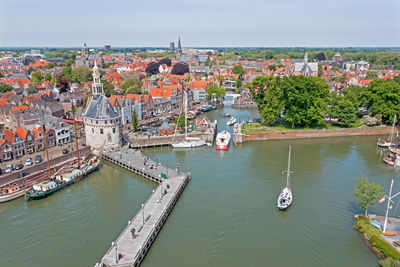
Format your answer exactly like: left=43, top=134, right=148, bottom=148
left=0, top=138, right=12, bottom=162
left=195, top=117, right=210, bottom=132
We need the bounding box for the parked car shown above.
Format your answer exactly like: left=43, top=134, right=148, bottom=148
left=5, top=164, right=13, bottom=173
left=15, top=163, right=24, bottom=170
left=35, top=155, right=42, bottom=163
left=25, top=158, right=33, bottom=166
left=62, top=149, right=69, bottom=154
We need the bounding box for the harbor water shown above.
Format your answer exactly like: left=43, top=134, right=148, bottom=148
left=0, top=107, right=398, bottom=266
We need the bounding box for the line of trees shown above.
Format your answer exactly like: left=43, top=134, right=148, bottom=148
left=250, top=75, right=400, bottom=127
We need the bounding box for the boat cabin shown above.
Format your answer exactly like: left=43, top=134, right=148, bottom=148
left=33, top=181, right=57, bottom=192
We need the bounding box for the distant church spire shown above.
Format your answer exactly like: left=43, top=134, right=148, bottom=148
left=92, top=64, right=104, bottom=96
left=177, top=36, right=182, bottom=52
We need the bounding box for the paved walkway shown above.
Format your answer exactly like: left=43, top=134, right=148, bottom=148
left=100, top=149, right=189, bottom=267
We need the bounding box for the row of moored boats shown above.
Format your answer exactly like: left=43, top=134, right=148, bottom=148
left=378, top=115, right=400, bottom=167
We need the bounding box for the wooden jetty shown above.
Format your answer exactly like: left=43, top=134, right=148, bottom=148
left=98, top=149, right=190, bottom=267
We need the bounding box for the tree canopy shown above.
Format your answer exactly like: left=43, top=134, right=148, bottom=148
left=145, top=62, right=160, bottom=75
left=206, top=83, right=226, bottom=99
left=354, top=176, right=383, bottom=216
left=232, top=63, right=245, bottom=77
left=122, top=78, right=142, bottom=95
left=0, top=84, right=13, bottom=93
left=250, top=75, right=330, bottom=127
left=171, top=62, right=189, bottom=75
left=71, top=66, right=92, bottom=84
left=31, top=71, right=43, bottom=83
left=362, top=79, right=400, bottom=124
left=158, top=58, right=172, bottom=67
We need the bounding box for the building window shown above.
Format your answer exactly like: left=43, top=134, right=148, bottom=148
left=96, top=121, right=98, bottom=124
left=100, top=129, right=104, bottom=134
left=105, top=120, right=108, bottom=124
left=113, top=128, right=116, bottom=133
left=92, top=128, right=94, bottom=134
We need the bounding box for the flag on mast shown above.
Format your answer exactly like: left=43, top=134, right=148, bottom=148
left=379, top=196, right=386, bottom=204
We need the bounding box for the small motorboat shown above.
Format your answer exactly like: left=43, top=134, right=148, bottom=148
left=226, top=117, right=236, bottom=126
left=223, top=113, right=231, bottom=117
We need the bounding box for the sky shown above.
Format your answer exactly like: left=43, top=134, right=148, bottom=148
left=1, top=0, right=399, bottom=47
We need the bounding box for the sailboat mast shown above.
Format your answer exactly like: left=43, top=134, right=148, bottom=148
left=72, top=101, right=80, bottom=165
left=390, top=115, right=396, bottom=143
left=184, top=89, right=187, bottom=141
left=383, top=179, right=394, bottom=233
left=41, top=112, right=51, bottom=178
left=286, top=146, right=291, bottom=188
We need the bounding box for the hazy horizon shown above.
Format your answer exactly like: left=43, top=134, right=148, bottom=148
left=1, top=0, right=399, bottom=47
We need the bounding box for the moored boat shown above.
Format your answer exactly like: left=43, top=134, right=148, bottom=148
left=0, top=185, right=25, bottom=203
left=383, top=153, right=400, bottom=167
left=226, top=117, right=236, bottom=126
left=216, top=131, right=231, bottom=150
left=277, top=146, right=293, bottom=210
left=377, top=115, right=396, bottom=147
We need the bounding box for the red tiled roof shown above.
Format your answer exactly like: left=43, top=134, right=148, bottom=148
left=12, top=105, right=31, bottom=111
left=1, top=91, right=16, bottom=99
left=3, top=129, right=15, bottom=143
left=15, top=127, right=28, bottom=140
left=0, top=99, right=10, bottom=106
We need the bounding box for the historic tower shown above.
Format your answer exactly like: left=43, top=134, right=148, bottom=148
left=83, top=66, right=122, bottom=152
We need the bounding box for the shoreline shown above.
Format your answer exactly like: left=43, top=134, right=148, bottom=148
left=234, top=125, right=395, bottom=143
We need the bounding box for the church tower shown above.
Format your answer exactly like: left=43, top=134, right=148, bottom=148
left=177, top=36, right=182, bottom=53
left=82, top=43, right=89, bottom=57
left=92, top=65, right=104, bottom=95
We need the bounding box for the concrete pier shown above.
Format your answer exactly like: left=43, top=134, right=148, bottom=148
left=99, top=149, right=190, bottom=267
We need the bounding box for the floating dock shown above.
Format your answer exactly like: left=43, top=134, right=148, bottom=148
left=98, top=149, right=190, bottom=267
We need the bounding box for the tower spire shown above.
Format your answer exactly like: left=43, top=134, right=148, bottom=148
left=177, top=36, right=182, bottom=52
left=304, top=52, right=308, bottom=64
left=92, top=65, right=104, bottom=96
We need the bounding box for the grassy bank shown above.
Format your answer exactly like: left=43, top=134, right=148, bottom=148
left=354, top=215, right=400, bottom=261
left=241, top=122, right=357, bottom=134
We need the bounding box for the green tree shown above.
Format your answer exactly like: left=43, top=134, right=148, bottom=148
left=366, top=70, right=378, bottom=80
left=235, top=79, right=242, bottom=89
left=62, top=66, right=72, bottom=81
left=174, top=115, right=186, bottom=128
left=102, top=79, right=115, bottom=97
left=331, top=66, right=340, bottom=72
left=44, top=73, right=52, bottom=81
left=264, top=51, right=274, bottom=60
left=218, top=76, right=224, bottom=86
left=354, top=176, right=383, bottom=216
left=260, top=77, right=283, bottom=124
left=71, top=66, right=92, bottom=83
left=0, top=84, right=13, bottom=93
left=65, top=58, right=75, bottom=67
left=232, top=64, right=245, bottom=77
left=31, top=71, right=43, bottom=83
left=206, top=83, right=226, bottom=99
left=268, top=65, right=277, bottom=71
left=362, top=79, right=400, bottom=124
left=332, top=99, right=357, bottom=127
left=27, top=84, right=37, bottom=95
left=282, top=76, right=330, bottom=127
left=132, top=109, right=139, bottom=131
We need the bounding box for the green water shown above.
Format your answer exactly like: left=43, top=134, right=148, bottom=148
left=0, top=107, right=396, bottom=266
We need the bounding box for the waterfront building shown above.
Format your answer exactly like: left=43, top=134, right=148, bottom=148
left=83, top=65, right=122, bottom=151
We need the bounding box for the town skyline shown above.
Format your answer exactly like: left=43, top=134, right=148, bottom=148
left=1, top=0, right=399, bottom=47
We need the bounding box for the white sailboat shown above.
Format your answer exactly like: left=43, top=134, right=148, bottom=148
left=172, top=90, right=206, bottom=148
left=277, top=146, right=293, bottom=210
left=377, top=115, right=397, bottom=147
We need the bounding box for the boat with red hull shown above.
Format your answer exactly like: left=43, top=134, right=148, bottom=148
left=216, top=131, right=231, bottom=150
